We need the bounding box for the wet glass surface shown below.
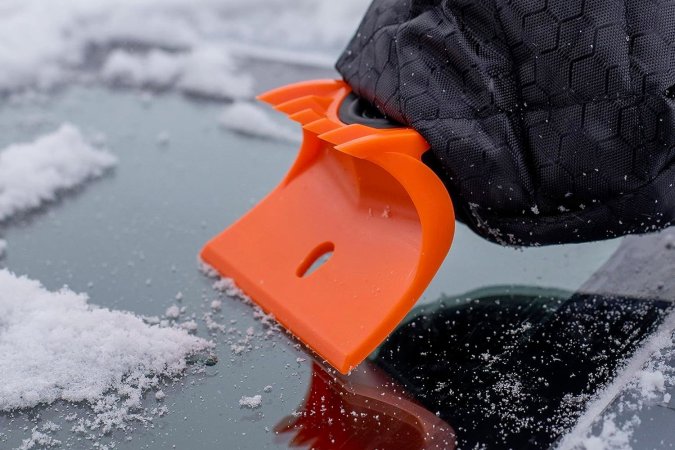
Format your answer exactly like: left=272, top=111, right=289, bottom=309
left=0, top=85, right=670, bottom=449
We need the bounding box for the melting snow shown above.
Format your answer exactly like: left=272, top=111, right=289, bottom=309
left=0, top=124, right=116, bottom=222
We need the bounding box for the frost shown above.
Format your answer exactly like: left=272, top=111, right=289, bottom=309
left=0, top=124, right=117, bottom=222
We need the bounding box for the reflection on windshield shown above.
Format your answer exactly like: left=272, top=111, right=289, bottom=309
left=275, top=361, right=456, bottom=449
left=373, top=287, right=672, bottom=449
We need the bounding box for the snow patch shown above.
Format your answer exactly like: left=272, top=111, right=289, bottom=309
left=0, top=0, right=369, bottom=95
left=0, top=269, right=212, bottom=430
left=239, top=395, right=262, bottom=409
left=18, top=427, right=61, bottom=450
left=558, top=311, right=675, bottom=450
left=578, top=415, right=634, bottom=450
left=218, top=101, right=300, bottom=143
left=0, top=124, right=116, bottom=222
left=637, top=369, right=665, bottom=399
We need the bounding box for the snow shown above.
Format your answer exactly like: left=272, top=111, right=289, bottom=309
left=0, top=124, right=117, bottom=222
left=637, top=370, right=665, bottom=399
left=558, top=311, right=675, bottom=450
left=239, top=395, right=262, bottom=409
left=0, top=0, right=370, bottom=96
left=165, top=305, right=181, bottom=319
left=579, top=416, right=633, bottom=450
left=0, top=269, right=212, bottom=419
left=218, top=101, right=300, bottom=143
left=0, top=239, right=6, bottom=258
left=101, top=47, right=253, bottom=99
left=0, top=0, right=371, bottom=445
left=18, top=427, right=61, bottom=450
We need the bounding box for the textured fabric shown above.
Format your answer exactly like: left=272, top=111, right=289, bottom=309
left=337, top=0, right=675, bottom=245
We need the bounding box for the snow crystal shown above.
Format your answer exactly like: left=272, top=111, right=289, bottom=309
left=238, top=395, right=262, bottom=409
left=165, top=305, right=181, bottom=319
left=179, top=320, right=198, bottom=333
left=210, top=299, right=222, bottom=310
left=0, top=124, right=117, bottom=222
left=0, top=269, right=212, bottom=416
left=18, top=427, right=61, bottom=450
left=212, top=276, right=250, bottom=300
left=218, top=101, right=300, bottom=143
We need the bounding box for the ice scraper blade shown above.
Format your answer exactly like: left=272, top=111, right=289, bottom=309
left=200, top=80, right=455, bottom=374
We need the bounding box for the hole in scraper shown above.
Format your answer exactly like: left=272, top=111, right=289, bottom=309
left=297, top=242, right=334, bottom=278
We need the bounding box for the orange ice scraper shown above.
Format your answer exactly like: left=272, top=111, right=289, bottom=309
left=201, top=80, right=455, bottom=374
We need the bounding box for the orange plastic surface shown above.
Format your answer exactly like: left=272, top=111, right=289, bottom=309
left=200, top=79, right=455, bottom=374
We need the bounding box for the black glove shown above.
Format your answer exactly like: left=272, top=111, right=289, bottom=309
left=337, top=0, right=675, bottom=246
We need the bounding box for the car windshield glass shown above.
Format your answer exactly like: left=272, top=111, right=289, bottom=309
left=1, top=76, right=674, bottom=450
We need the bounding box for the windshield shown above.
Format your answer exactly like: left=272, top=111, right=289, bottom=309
left=1, top=83, right=673, bottom=450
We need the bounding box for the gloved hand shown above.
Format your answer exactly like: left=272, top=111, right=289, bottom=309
left=337, top=0, right=675, bottom=245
